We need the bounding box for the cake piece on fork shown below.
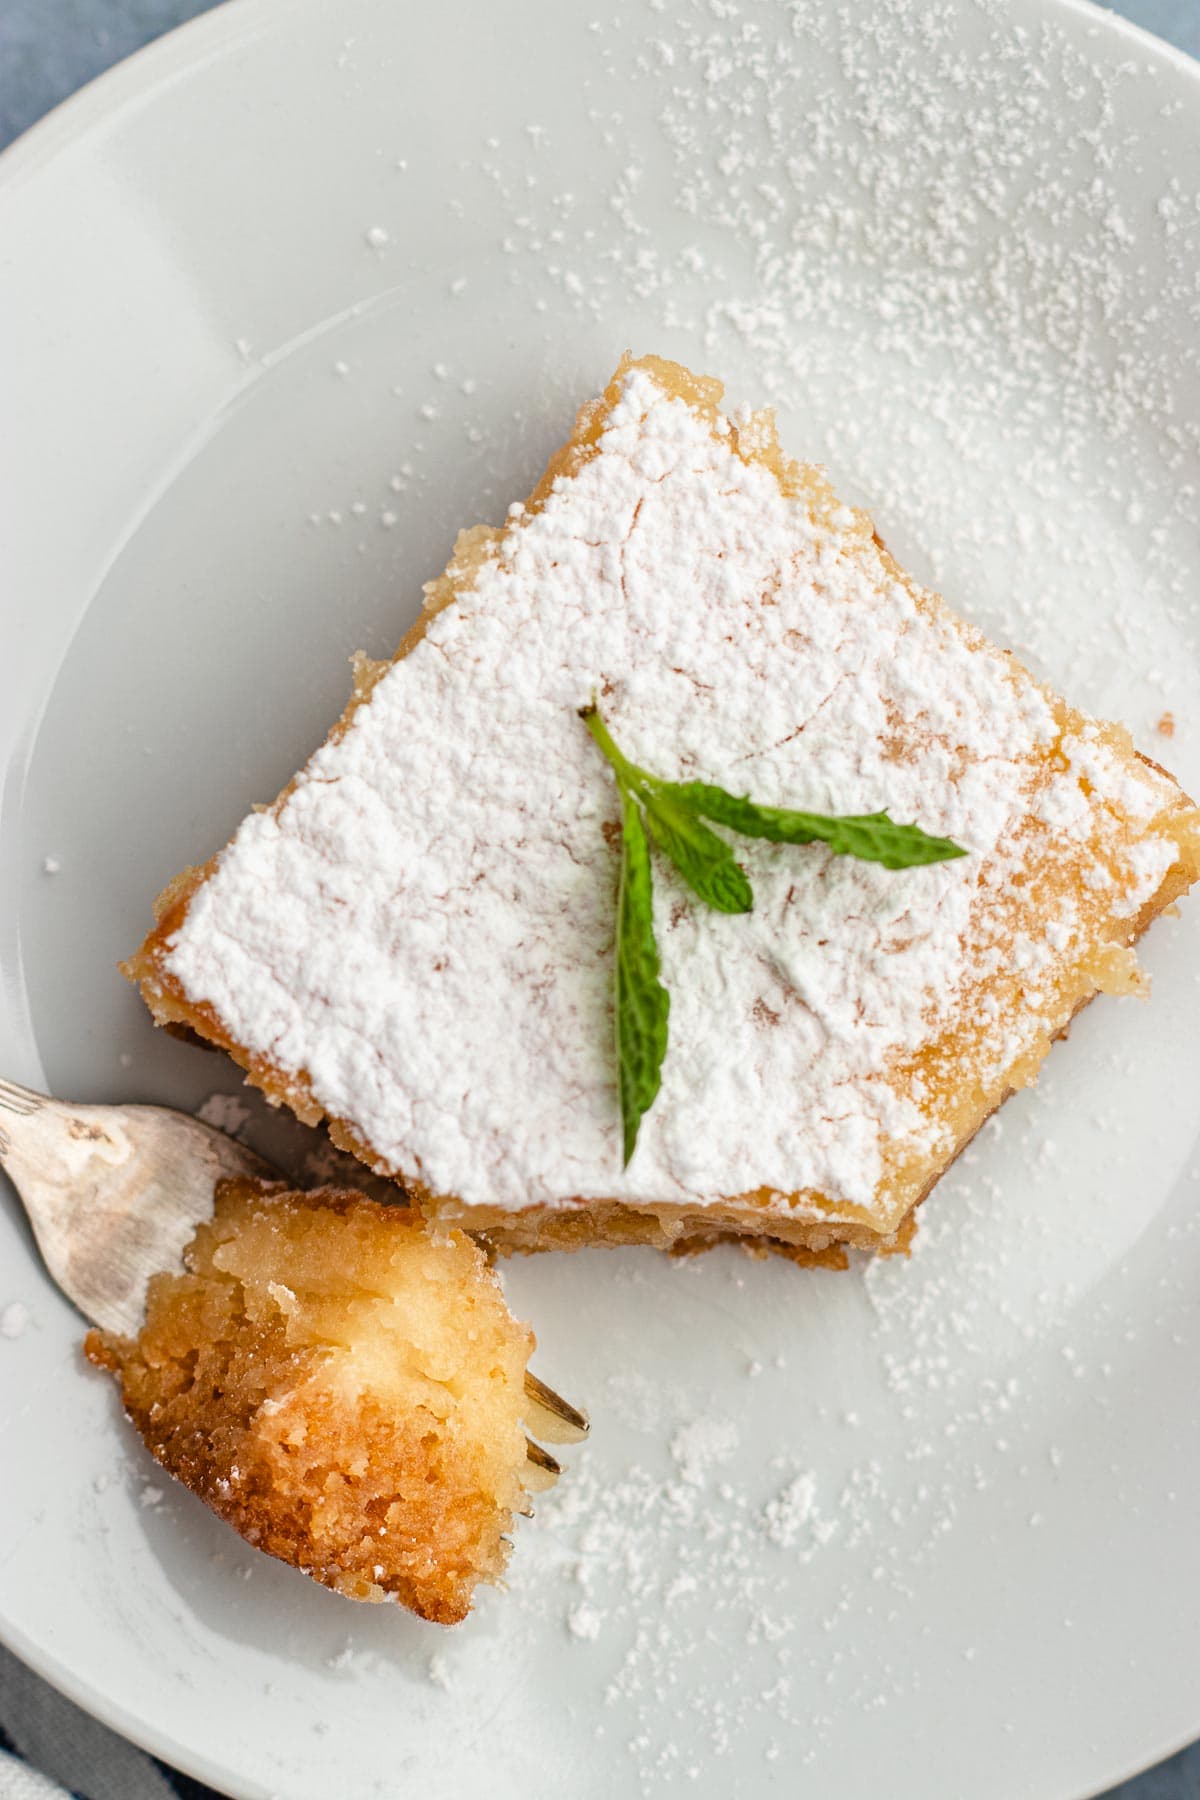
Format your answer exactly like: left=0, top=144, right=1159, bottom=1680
left=87, top=1179, right=542, bottom=1623
left=125, top=354, right=1200, bottom=1260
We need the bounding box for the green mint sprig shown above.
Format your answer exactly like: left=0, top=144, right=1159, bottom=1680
left=614, top=785, right=671, bottom=1168
left=581, top=701, right=968, bottom=1167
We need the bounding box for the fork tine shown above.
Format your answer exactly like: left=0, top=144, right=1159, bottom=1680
left=524, top=1438, right=561, bottom=1476
left=522, top=1370, right=589, bottom=1443
left=523, top=1436, right=562, bottom=1493
left=0, top=1078, right=43, bottom=1118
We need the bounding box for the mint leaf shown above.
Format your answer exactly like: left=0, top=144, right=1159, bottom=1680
left=580, top=699, right=967, bottom=1162
left=674, top=784, right=967, bottom=871
left=581, top=702, right=965, bottom=874
left=639, top=786, right=754, bottom=914
left=614, top=784, right=670, bottom=1167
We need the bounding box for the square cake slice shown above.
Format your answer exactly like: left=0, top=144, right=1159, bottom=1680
left=127, top=355, right=1200, bottom=1259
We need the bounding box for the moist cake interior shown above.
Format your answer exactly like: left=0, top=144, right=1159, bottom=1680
left=87, top=1179, right=534, bottom=1622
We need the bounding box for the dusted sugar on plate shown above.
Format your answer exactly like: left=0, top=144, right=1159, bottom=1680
left=126, top=355, right=1200, bottom=1259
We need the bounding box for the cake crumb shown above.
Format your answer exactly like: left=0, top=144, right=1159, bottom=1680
left=670, top=1417, right=738, bottom=1486
left=196, top=1093, right=252, bottom=1137
left=761, top=1473, right=817, bottom=1550
left=0, top=1302, right=30, bottom=1339
left=1156, top=711, right=1176, bottom=738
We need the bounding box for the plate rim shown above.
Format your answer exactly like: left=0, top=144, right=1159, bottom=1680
left=1, top=1, right=1199, bottom=1796
left=2, top=0, right=1199, bottom=201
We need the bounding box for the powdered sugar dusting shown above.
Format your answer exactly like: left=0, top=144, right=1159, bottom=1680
left=670, top=1415, right=739, bottom=1485
left=163, top=364, right=1180, bottom=1220
left=0, top=1302, right=30, bottom=1340
left=464, top=0, right=1200, bottom=742
left=196, top=1092, right=252, bottom=1137
left=492, top=1306, right=981, bottom=1785
left=1110, top=835, right=1178, bottom=918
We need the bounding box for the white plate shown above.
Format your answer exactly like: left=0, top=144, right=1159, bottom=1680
left=2, top=1, right=1199, bottom=1795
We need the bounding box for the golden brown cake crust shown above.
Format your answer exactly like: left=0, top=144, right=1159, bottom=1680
left=124, top=354, right=1200, bottom=1259
left=86, top=1179, right=534, bottom=1624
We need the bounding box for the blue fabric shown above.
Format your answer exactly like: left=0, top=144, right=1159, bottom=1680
left=0, top=3, right=1197, bottom=1796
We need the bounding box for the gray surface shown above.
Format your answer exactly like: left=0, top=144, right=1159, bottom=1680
left=0, top=1, right=1198, bottom=1797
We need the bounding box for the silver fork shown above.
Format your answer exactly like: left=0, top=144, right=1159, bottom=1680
left=0, top=1076, right=587, bottom=1484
